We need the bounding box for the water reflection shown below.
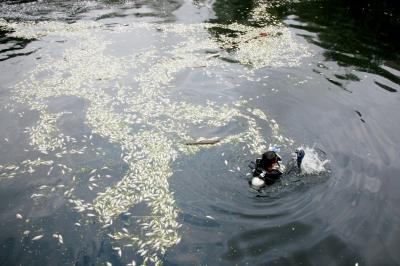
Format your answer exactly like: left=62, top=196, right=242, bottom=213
left=279, top=0, right=399, bottom=90
left=0, top=28, right=35, bottom=61
left=210, top=0, right=254, bottom=24
left=0, top=0, right=185, bottom=22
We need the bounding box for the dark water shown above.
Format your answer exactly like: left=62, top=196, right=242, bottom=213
left=0, top=0, right=399, bottom=265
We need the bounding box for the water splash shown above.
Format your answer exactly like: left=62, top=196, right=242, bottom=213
left=300, top=146, right=330, bottom=175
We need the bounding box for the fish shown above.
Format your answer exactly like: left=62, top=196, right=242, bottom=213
left=16, top=213, right=23, bottom=219
left=32, top=235, right=44, bottom=241
left=31, top=193, right=45, bottom=198
left=58, top=235, right=64, bottom=244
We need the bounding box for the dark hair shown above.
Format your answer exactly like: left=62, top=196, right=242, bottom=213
left=260, top=151, right=278, bottom=169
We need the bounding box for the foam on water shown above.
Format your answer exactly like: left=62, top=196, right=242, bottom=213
left=300, top=146, right=330, bottom=175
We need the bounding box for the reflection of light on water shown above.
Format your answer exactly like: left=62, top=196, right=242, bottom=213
left=0, top=8, right=311, bottom=265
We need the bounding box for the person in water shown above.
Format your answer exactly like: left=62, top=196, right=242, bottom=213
left=249, top=148, right=305, bottom=188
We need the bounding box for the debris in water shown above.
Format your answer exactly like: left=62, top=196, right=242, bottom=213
left=185, top=139, right=220, bottom=145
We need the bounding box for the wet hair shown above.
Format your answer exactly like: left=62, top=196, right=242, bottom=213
left=260, top=151, right=279, bottom=170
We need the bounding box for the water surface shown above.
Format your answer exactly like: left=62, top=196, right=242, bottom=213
left=0, top=0, right=399, bottom=265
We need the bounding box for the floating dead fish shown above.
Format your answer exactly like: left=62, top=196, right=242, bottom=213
left=58, top=235, right=64, bottom=244
left=126, top=261, right=136, bottom=266
left=102, top=223, right=111, bottom=229
left=31, top=193, right=45, bottom=198
left=16, top=213, right=23, bottom=219
left=32, top=235, right=44, bottom=241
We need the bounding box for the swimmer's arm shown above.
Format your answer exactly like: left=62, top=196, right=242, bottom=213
left=282, top=156, right=301, bottom=176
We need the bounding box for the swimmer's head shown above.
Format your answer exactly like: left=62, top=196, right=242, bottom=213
left=260, top=151, right=281, bottom=169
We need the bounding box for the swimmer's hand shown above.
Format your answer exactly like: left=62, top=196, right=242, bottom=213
left=295, top=149, right=305, bottom=168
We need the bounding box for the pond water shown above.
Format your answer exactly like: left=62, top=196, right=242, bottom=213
left=0, top=0, right=399, bottom=265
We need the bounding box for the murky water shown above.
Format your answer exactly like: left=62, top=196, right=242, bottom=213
left=0, top=0, right=399, bottom=265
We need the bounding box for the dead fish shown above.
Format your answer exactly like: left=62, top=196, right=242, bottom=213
left=127, top=261, right=136, bottom=266
left=31, top=193, right=44, bottom=198
left=32, top=235, right=44, bottom=241
left=47, top=167, right=54, bottom=176
left=102, top=223, right=111, bottom=229
left=58, top=235, right=64, bottom=244
left=16, top=213, right=23, bottom=219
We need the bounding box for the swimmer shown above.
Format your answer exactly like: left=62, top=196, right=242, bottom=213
left=249, top=148, right=305, bottom=189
